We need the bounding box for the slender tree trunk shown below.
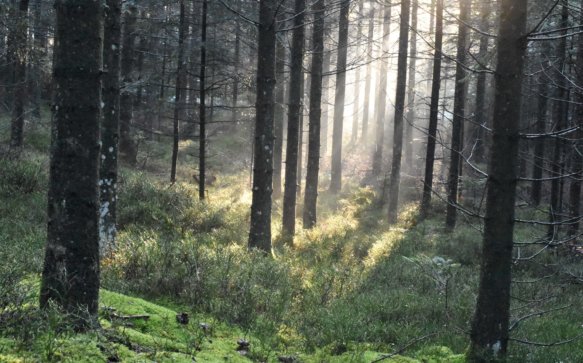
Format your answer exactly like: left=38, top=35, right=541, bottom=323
left=303, top=0, right=325, bottom=229
left=531, top=74, right=547, bottom=206
left=99, top=0, right=122, bottom=254
left=40, top=0, right=103, bottom=329
left=232, top=1, right=241, bottom=125
left=569, top=0, right=583, bottom=238
left=248, top=0, right=277, bottom=252
left=371, top=1, right=392, bottom=177
left=387, top=0, right=410, bottom=224
left=282, top=0, right=306, bottom=237
left=548, top=2, right=569, bottom=240
left=9, top=0, right=29, bottom=149
left=30, top=0, right=44, bottom=121
left=473, top=0, right=490, bottom=164
left=329, top=0, right=350, bottom=193
left=198, top=0, right=208, bottom=200
left=297, top=71, right=306, bottom=197
left=361, top=1, right=375, bottom=141
left=445, top=0, right=471, bottom=231
left=170, top=0, right=187, bottom=182
left=351, top=0, right=364, bottom=144
left=468, top=0, right=527, bottom=359
left=119, top=4, right=138, bottom=165
left=273, top=23, right=286, bottom=198
left=419, top=0, right=443, bottom=221
left=321, top=49, right=331, bottom=157
left=404, top=0, right=418, bottom=171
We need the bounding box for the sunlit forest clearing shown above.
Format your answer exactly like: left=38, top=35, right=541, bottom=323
left=2, top=0, right=583, bottom=362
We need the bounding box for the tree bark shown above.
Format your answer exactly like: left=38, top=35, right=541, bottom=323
left=99, top=0, right=122, bottom=254
left=387, top=0, right=410, bottom=224
left=548, top=3, right=570, bottom=240
left=303, top=0, right=325, bottom=229
left=273, top=22, right=286, bottom=199
left=9, top=0, right=29, bottom=149
left=361, top=1, right=375, bottom=142
left=198, top=0, right=208, bottom=200
left=248, top=0, right=277, bottom=252
left=40, top=0, right=103, bottom=330
left=119, top=3, right=138, bottom=166
left=329, top=0, right=350, bottom=193
left=282, top=0, right=306, bottom=237
left=371, top=1, right=392, bottom=177
left=472, top=0, right=490, bottom=164
left=445, top=0, right=471, bottom=231
left=404, top=0, right=418, bottom=171
left=419, top=0, right=443, bottom=221
left=170, top=0, right=187, bottom=183
left=351, top=0, right=364, bottom=144
left=468, top=0, right=527, bottom=359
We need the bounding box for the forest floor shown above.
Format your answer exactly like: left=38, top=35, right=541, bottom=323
left=1, top=117, right=583, bottom=362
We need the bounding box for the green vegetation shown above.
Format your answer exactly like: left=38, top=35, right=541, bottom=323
left=1, top=122, right=583, bottom=362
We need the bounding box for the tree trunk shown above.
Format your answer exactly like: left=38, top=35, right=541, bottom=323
left=9, top=0, right=29, bottom=149
left=548, top=3, right=570, bottom=240
left=40, top=0, right=103, bottom=330
left=472, top=0, right=490, bottom=164
left=282, top=0, right=306, bottom=237
left=303, top=0, right=325, bottom=229
left=419, top=0, right=443, bottom=221
left=321, top=49, right=331, bottom=157
left=386, top=0, right=410, bottom=224
left=531, top=72, right=548, bottom=206
left=248, top=0, right=277, bottom=252
left=273, top=22, right=286, bottom=199
left=329, top=0, right=350, bottom=193
left=119, top=4, right=138, bottom=166
left=170, top=0, right=187, bottom=182
left=361, top=1, right=375, bottom=142
left=371, top=1, right=392, bottom=177
left=569, top=0, right=583, bottom=238
left=351, top=0, right=364, bottom=144
left=198, top=0, right=208, bottom=200
left=30, top=0, right=44, bottom=121
left=99, top=0, right=122, bottom=254
left=445, top=0, right=471, bottom=231
left=468, top=0, right=527, bottom=359
left=404, top=0, right=418, bottom=171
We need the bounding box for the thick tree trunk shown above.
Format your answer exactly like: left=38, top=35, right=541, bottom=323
left=386, top=0, right=410, bottom=224
left=303, top=0, right=325, bottom=229
left=170, top=0, right=187, bottom=183
left=445, top=0, right=471, bottom=231
left=282, top=0, right=306, bottom=237
left=9, top=0, right=29, bottom=149
left=404, top=0, right=418, bottom=171
left=119, top=4, right=138, bottom=166
left=99, top=0, right=122, bottom=254
left=468, top=0, right=527, bottom=359
left=419, top=0, right=443, bottom=221
left=273, top=24, right=286, bottom=199
left=40, top=0, right=103, bottom=329
left=248, top=0, right=277, bottom=252
left=198, top=0, right=208, bottom=200
left=329, top=0, right=350, bottom=193
left=371, top=2, right=392, bottom=177
left=361, top=2, right=375, bottom=142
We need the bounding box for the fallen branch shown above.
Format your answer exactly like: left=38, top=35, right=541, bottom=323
left=371, top=332, right=438, bottom=363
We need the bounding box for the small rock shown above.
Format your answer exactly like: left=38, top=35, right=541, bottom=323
left=176, top=312, right=189, bottom=325
left=236, top=339, right=250, bottom=351
left=278, top=355, right=297, bottom=363
left=199, top=322, right=211, bottom=332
